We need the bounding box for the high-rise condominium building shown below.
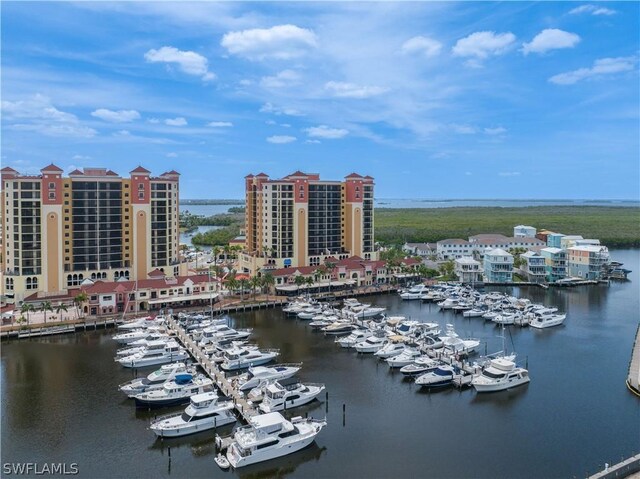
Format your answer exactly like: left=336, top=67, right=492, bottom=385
left=240, top=171, right=376, bottom=274
left=1, top=164, right=180, bottom=302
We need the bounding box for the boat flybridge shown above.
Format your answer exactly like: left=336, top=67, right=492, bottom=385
left=133, top=374, right=214, bottom=408
left=258, top=378, right=325, bottom=413
left=220, top=347, right=279, bottom=371
left=233, top=363, right=302, bottom=391
left=117, top=316, right=164, bottom=331
left=471, top=357, right=530, bottom=392
left=119, top=362, right=193, bottom=397
left=223, top=412, right=326, bottom=468
left=112, top=327, right=166, bottom=344
left=400, top=284, right=428, bottom=300
left=117, top=340, right=189, bottom=368
left=149, top=392, right=236, bottom=437
left=374, top=336, right=409, bottom=359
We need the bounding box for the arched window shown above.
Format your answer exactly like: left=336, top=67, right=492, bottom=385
left=91, top=273, right=96, bottom=280
left=5, top=278, right=13, bottom=290
left=67, top=275, right=73, bottom=286
left=114, top=271, right=119, bottom=280
left=101, top=272, right=107, bottom=279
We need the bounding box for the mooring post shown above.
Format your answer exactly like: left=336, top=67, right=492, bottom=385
left=342, top=403, right=346, bottom=427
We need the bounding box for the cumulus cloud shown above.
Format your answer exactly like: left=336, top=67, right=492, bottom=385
left=267, top=135, right=296, bottom=144
left=1, top=94, right=96, bottom=138
left=401, top=36, right=442, bottom=57
left=452, top=31, right=516, bottom=65
left=91, top=108, right=141, bottom=123
left=165, top=117, right=188, bottom=126
left=324, top=81, right=388, bottom=99
left=304, top=125, right=349, bottom=139
left=522, top=29, right=580, bottom=55
left=207, top=121, right=233, bottom=127
left=221, top=24, right=317, bottom=60
left=484, top=126, right=507, bottom=135
left=144, top=46, right=215, bottom=81
left=569, top=4, right=617, bottom=15
left=549, top=56, right=636, bottom=85
left=260, top=102, right=304, bottom=116
left=306, top=139, right=321, bottom=144
left=260, top=69, right=301, bottom=88
left=499, top=171, right=521, bottom=177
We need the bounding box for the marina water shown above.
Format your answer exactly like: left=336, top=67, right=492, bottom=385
left=2, top=249, right=638, bottom=478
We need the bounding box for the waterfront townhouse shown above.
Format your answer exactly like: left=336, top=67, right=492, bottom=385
left=560, top=235, right=584, bottom=249
left=546, top=233, right=565, bottom=249
left=241, top=171, right=375, bottom=276
left=436, top=239, right=473, bottom=260
left=521, top=251, right=547, bottom=283
left=483, top=248, right=514, bottom=283
left=514, top=225, right=536, bottom=237
left=403, top=242, right=437, bottom=258
left=540, top=247, right=567, bottom=282
left=454, top=257, right=483, bottom=284
left=1, top=165, right=182, bottom=303
left=567, top=245, right=610, bottom=280
left=507, top=236, right=546, bottom=251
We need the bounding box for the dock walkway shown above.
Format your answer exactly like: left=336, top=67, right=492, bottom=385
left=166, top=316, right=258, bottom=421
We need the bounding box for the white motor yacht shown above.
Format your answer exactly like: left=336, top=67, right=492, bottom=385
left=440, top=325, right=480, bottom=355
left=400, top=284, right=427, bottom=300
left=349, top=306, right=386, bottom=319
left=374, top=338, right=408, bottom=359
left=134, top=374, right=214, bottom=408
left=308, top=318, right=335, bottom=330
left=529, top=313, right=566, bottom=329
left=321, top=321, right=354, bottom=336
left=223, top=413, right=326, bottom=468
left=119, top=362, right=192, bottom=397
left=220, top=347, right=279, bottom=371
left=415, top=365, right=459, bottom=388
left=354, top=335, right=388, bottom=354
left=493, top=314, right=517, bottom=325
left=116, top=335, right=171, bottom=357
left=198, top=326, right=252, bottom=346
left=233, top=363, right=302, bottom=391
left=386, top=348, right=421, bottom=368
left=112, top=327, right=166, bottom=344
left=335, top=329, right=372, bottom=348
left=259, top=379, right=325, bottom=413
left=149, top=392, right=235, bottom=437
left=117, top=341, right=189, bottom=368
left=463, top=308, right=487, bottom=318
left=399, top=356, right=440, bottom=376
left=471, top=357, right=530, bottom=392
left=297, top=306, right=324, bottom=320
left=118, top=316, right=163, bottom=331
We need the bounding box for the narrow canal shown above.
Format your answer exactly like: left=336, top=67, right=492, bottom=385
left=2, top=249, right=639, bottom=478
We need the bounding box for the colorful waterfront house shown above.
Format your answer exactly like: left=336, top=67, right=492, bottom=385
left=546, top=233, right=565, bottom=249
left=567, top=245, right=610, bottom=280
left=560, top=235, right=584, bottom=249
left=454, top=257, right=483, bottom=284
left=436, top=239, right=473, bottom=260
left=540, top=247, right=567, bottom=282
left=536, top=229, right=555, bottom=244
left=483, top=248, right=514, bottom=283
left=521, top=251, right=546, bottom=283
left=513, top=225, right=536, bottom=238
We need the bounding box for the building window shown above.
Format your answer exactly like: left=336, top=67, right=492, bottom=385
left=49, top=192, right=55, bottom=199
left=49, top=182, right=55, bottom=189
left=25, top=277, right=38, bottom=290
left=139, top=191, right=144, bottom=199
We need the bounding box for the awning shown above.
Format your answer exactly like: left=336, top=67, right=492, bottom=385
left=276, top=280, right=356, bottom=292
left=148, top=292, right=219, bottom=305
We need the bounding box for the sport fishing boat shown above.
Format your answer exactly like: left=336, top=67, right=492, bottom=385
left=354, top=335, right=388, bottom=354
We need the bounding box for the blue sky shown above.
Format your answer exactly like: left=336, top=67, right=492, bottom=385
left=2, top=2, right=638, bottom=199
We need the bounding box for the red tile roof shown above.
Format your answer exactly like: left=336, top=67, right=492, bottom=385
left=1, top=166, right=18, bottom=173
left=162, top=170, right=180, bottom=176
left=41, top=163, right=63, bottom=172
left=345, top=173, right=363, bottom=179
left=245, top=174, right=255, bottom=179
left=68, top=169, right=84, bottom=176
left=148, top=268, right=166, bottom=278
left=286, top=170, right=307, bottom=177
left=130, top=165, right=151, bottom=174
left=79, top=274, right=217, bottom=295
left=255, top=172, right=268, bottom=177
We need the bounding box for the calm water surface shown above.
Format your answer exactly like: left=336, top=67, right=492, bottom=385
left=2, top=250, right=639, bottom=478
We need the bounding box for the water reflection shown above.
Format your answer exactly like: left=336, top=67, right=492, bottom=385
left=236, top=444, right=327, bottom=479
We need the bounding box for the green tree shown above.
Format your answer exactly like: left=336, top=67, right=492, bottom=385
left=40, top=301, right=53, bottom=324
left=325, top=261, right=336, bottom=293
left=294, top=275, right=306, bottom=294
left=56, top=303, right=68, bottom=321
left=226, top=276, right=239, bottom=296
left=74, top=292, right=88, bottom=319
left=438, top=260, right=457, bottom=281
left=239, top=278, right=249, bottom=301
left=262, top=273, right=275, bottom=301
left=249, top=276, right=261, bottom=299
left=305, top=276, right=314, bottom=297
left=20, top=303, right=35, bottom=326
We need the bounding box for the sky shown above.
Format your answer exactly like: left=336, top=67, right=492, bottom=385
left=1, top=1, right=639, bottom=200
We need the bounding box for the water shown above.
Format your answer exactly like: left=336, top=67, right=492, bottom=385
left=180, top=204, right=237, bottom=216
left=2, top=250, right=639, bottom=478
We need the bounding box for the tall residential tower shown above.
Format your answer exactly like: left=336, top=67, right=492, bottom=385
left=1, top=165, right=181, bottom=302
left=241, top=171, right=375, bottom=274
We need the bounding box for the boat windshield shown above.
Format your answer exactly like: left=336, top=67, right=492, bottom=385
left=181, top=413, right=194, bottom=422
left=434, top=369, right=452, bottom=376
left=483, top=370, right=507, bottom=379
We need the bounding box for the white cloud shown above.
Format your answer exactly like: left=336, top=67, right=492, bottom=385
left=147, top=118, right=160, bottom=124
left=450, top=124, right=477, bottom=134
left=266, top=135, right=296, bottom=144
left=166, top=152, right=178, bottom=158
left=260, top=69, right=301, bottom=88
left=484, top=126, right=507, bottom=135
left=324, top=81, right=389, bottom=99
left=221, top=24, right=317, bottom=60
left=165, top=117, right=188, bottom=126
left=401, top=36, right=442, bottom=58
left=207, top=121, right=233, bottom=127
left=549, top=56, right=636, bottom=85
left=260, top=102, right=304, bottom=116
left=499, top=171, right=521, bottom=177
left=72, top=154, right=92, bottom=161
left=304, top=125, right=349, bottom=139
left=306, top=139, right=321, bottom=144
left=144, top=46, right=215, bottom=81
left=522, top=29, right=580, bottom=55
left=452, top=31, right=516, bottom=64
left=569, top=4, right=617, bottom=15
left=280, top=123, right=291, bottom=128
left=91, top=108, right=141, bottom=123
left=114, top=130, right=131, bottom=136
left=1, top=94, right=96, bottom=138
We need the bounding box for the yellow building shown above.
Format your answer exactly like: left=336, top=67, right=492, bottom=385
left=1, top=164, right=181, bottom=303
left=240, top=171, right=376, bottom=275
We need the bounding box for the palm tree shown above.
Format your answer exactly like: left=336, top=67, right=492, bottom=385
left=294, top=275, right=306, bottom=295
left=194, top=246, right=202, bottom=270
left=56, top=303, right=68, bottom=322
left=74, top=292, right=88, bottom=319
left=40, top=301, right=53, bottom=324
left=212, top=246, right=222, bottom=264
left=305, top=276, right=314, bottom=298
left=262, top=273, right=275, bottom=301
left=313, top=270, right=322, bottom=295
left=325, top=261, right=336, bottom=293
left=20, top=303, right=34, bottom=326
left=226, top=276, right=239, bottom=296
left=222, top=245, right=232, bottom=263
left=239, top=278, right=249, bottom=301
left=249, top=276, right=261, bottom=299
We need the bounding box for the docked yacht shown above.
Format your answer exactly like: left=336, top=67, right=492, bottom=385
left=198, top=325, right=252, bottom=346
left=220, top=347, right=279, bottom=371
left=399, top=356, right=440, bottom=376
left=258, top=379, right=325, bottom=413
left=386, top=348, right=421, bottom=368
left=529, top=313, right=566, bottom=329
left=223, top=413, right=326, bottom=468
left=493, top=313, right=517, bottom=325
left=117, top=340, right=188, bottom=368
left=321, top=321, right=354, bottom=336
left=335, top=329, right=373, bottom=348
left=348, top=306, right=386, bottom=319
left=354, top=335, right=388, bottom=354
left=308, top=318, right=335, bottom=330
left=374, top=337, right=408, bottom=359
left=233, top=363, right=302, bottom=391
left=115, top=335, right=170, bottom=357
left=133, top=374, right=214, bottom=408
left=149, top=392, right=236, bottom=437
left=297, top=306, right=324, bottom=320
left=118, top=316, right=163, bottom=331
left=112, top=327, right=166, bottom=345
left=415, top=365, right=459, bottom=388
left=119, top=362, right=193, bottom=397
left=471, top=357, right=530, bottom=392
left=463, top=307, right=487, bottom=318
left=440, top=325, right=480, bottom=355
left=400, top=284, right=427, bottom=300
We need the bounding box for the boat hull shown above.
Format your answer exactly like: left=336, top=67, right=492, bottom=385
left=472, top=376, right=530, bottom=393
left=227, top=434, right=317, bottom=468
left=151, top=414, right=236, bottom=437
